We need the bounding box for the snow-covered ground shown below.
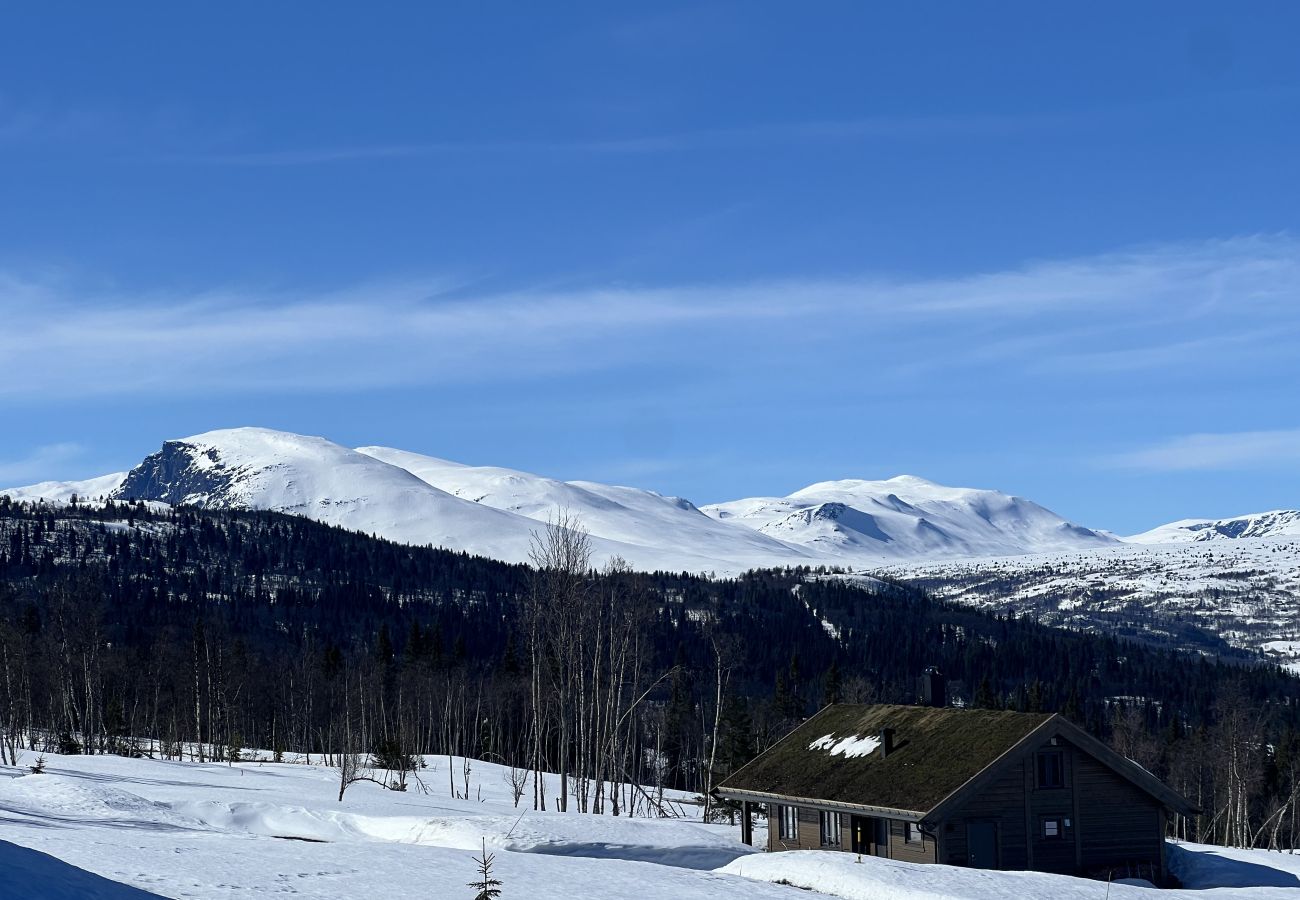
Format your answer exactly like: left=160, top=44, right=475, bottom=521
left=1, top=750, right=1298, bottom=899
left=877, top=537, right=1300, bottom=663
left=0, top=750, right=773, bottom=900
left=722, top=843, right=1300, bottom=899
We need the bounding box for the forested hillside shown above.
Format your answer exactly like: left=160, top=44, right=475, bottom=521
left=1, top=497, right=1297, bottom=848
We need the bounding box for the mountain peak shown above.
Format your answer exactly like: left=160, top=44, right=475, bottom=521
left=1126, top=509, right=1300, bottom=544
left=3, top=426, right=1122, bottom=570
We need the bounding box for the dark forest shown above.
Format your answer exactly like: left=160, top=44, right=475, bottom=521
left=1, top=497, right=1297, bottom=848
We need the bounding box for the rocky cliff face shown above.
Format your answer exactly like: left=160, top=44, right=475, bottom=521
left=114, top=440, right=256, bottom=507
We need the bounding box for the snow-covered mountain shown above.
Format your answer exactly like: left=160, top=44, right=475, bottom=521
left=1126, top=509, right=1300, bottom=543
left=109, top=428, right=556, bottom=564
left=0, top=426, right=1151, bottom=572
left=877, top=537, right=1300, bottom=666
left=354, top=446, right=811, bottom=567
left=6, top=427, right=1298, bottom=662
left=0, top=471, right=127, bottom=504
left=96, top=428, right=767, bottom=571
left=701, top=475, right=1116, bottom=559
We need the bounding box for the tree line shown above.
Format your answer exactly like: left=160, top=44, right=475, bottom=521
left=0, top=496, right=1297, bottom=847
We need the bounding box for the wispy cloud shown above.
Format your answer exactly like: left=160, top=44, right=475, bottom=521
left=1103, top=429, right=1300, bottom=472
left=166, top=111, right=1081, bottom=167
left=0, top=443, right=85, bottom=483
left=164, top=85, right=1300, bottom=168
left=1, top=235, right=1298, bottom=400
left=0, top=98, right=112, bottom=145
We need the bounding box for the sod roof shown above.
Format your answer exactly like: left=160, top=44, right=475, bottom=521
left=718, top=703, right=1054, bottom=815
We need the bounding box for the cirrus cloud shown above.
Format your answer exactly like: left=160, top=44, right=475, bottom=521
left=1103, top=429, right=1300, bottom=472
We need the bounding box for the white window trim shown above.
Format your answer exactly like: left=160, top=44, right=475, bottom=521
left=819, top=811, right=841, bottom=847
left=779, top=805, right=799, bottom=841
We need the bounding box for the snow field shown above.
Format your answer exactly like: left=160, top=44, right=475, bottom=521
left=1, top=750, right=1298, bottom=899
left=721, top=844, right=1300, bottom=899
left=0, top=751, right=776, bottom=900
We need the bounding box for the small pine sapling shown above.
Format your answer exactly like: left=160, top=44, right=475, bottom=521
left=467, top=837, right=503, bottom=900
left=29, top=755, right=47, bottom=774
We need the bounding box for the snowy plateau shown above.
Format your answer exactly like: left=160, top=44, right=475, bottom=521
left=2, top=750, right=1299, bottom=900
left=3, top=426, right=1300, bottom=667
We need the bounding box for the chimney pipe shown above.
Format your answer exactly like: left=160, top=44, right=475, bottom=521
left=880, top=727, right=896, bottom=758
left=919, top=667, right=946, bottom=708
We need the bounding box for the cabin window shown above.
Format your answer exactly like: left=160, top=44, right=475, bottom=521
left=819, top=811, right=841, bottom=847
left=905, top=822, right=923, bottom=844
left=778, top=805, right=799, bottom=841
left=1035, top=749, right=1064, bottom=789
left=1040, top=816, right=1069, bottom=840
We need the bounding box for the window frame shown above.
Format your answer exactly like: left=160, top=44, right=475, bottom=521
left=778, top=805, right=799, bottom=841
left=819, top=810, right=841, bottom=847
left=1035, top=749, right=1065, bottom=790
left=1040, top=815, right=1066, bottom=841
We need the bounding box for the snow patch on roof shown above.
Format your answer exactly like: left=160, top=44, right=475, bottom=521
left=808, top=733, right=882, bottom=759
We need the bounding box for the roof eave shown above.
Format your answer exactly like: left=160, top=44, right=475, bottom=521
left=715, top=787, right=925, bottom=822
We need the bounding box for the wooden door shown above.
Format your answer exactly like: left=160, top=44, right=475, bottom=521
left=850, top=816, right=868, bottom=854
left=967, top=821, right=998, bottom=869
left=874, top=817, right=889, bottom=856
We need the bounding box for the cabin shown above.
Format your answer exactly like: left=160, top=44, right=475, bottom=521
left=716, top=696, right=1197, bottom=884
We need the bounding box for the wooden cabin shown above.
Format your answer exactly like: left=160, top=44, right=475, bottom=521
left=716, top=702, right=1197, bottom=884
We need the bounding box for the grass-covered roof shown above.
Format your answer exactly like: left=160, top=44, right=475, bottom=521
left=718, top=703, right=1053, bottom=815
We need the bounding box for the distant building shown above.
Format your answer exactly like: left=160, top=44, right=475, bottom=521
left=716, top=701, right=1197, bottom=884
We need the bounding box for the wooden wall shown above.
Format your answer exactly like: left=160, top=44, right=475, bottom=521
left=1075, top=751, right=1163, bottom=872
left=940, top=760, right=1030, bottom=868
left=766, top=804, right=934, bottom=862
left=888, top=819, right=937, bottom=863
left=1027, top=742, right=1077, bottom=874
left=940, top=737, right=1163, bottom=876
left=763, top=734, right=1165, bottom=879
left=767, top=804, right=842, bottom=852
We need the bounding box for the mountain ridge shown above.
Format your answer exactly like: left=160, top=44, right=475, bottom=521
left=1126, top=509, right=1300, bottom=543
left=3, top=425, right=1288, bottom=571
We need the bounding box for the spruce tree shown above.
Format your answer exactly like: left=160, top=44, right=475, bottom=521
left=822, top=659, right=843, bottom=706
left=467, top=838, right=503, bottom=900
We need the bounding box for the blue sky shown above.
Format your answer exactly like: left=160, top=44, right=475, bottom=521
left=2, top=2, right=1299, bottom=533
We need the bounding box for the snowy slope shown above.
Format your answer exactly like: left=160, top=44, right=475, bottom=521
left=703, top=475, right=1116, bottom=561
left=0, top=751, right=782, bottom=900
left=0, top=840, right=166, bottom=899
left=721, top=844, right=1300, bottom=898
left=0, top=471, right=127, bottom=504
left=877, top=537, right=1300, bottom=662
left=356, top=445, right=814, bottom=566
left=1, top=750, right=1297, bottom=900
left=105, top=428, right=548, bottom=564
left=0, top=428, right=1153, bottom=571
left=100, top=429, right=769, bottom=571
left=1127, top=509, right=1300, bottom=543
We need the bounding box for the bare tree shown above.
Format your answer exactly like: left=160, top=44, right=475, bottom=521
left=527, top=509, right=592, bottom=813
left=338, top=749, right=364, bottom=802
left=503, top=761, right=529, bottom=808
left=703, top=632, right=736, bottom=822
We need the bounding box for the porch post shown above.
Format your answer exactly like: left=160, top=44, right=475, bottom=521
left=741, top=800, right=754, bottom=846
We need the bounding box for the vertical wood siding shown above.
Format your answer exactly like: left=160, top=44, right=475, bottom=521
left=761, top=735, right=1167, bottom=880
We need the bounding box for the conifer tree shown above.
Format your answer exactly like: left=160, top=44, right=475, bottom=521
left=467, top=838, right=503, bottom=900
left=822, top=659, right=843, bottom=706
